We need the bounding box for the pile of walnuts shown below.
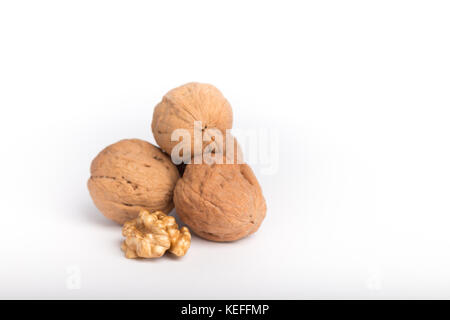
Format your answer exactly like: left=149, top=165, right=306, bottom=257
left=88, top=82, right=267, bottom=259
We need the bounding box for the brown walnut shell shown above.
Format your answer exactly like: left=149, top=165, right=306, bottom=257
left=87, top=139, right=179, bottom=224
left=173, top=160, right=266, bottom=242
left=151, top=82, right=233, bottom=158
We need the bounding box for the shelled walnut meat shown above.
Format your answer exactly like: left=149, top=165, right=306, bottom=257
left=152, top=82, right=233, bottom=157
left=121, top=210, right=191, bottom=258
left=174, top=159, right=267, bottom=242
left=88, top=139, right=179, bottom=224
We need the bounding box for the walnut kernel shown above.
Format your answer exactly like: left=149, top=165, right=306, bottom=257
left=121, top=210, right=191, bottom=258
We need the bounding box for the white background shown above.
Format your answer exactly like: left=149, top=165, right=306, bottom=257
left=1, top=0, right=449, bottom=299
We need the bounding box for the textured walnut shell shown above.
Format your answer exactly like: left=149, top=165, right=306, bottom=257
left=173, top=161, right=266, bottom=242
left=152, top=82, right=233, bottom=157
left=88, top=139, right=179, bottom=224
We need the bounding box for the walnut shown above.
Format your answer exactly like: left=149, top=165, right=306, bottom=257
left=121, top=211, right=170, bottom=258
left=151, top=82, right=233, bottom=157
left=87, top=139, right=179, bottom=224
left=121, top=210, right=191, bottom=258
left=173, top=160, right=266, bottom=242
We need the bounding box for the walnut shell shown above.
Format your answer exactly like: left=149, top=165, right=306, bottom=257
left=173, top=161, right=266, bottom=242
left=152, top=82, right=233, bottom=158
left=87, top=139, right=179, bottom=224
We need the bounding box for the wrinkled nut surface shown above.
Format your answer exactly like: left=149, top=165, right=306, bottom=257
left=174, top=160, right=266, bottom=242
left=152, top=82, right=233, bottom=157
left=88, top=139, right=179, bottom=224
left=121, top=210, right=191, bottom=258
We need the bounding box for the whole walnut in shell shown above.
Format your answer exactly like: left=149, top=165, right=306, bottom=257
left=152, top=82, right=233, bottom=158
left=88, top=139, right=179, bottom=224
left=173, top=160, right=266, bottom=242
